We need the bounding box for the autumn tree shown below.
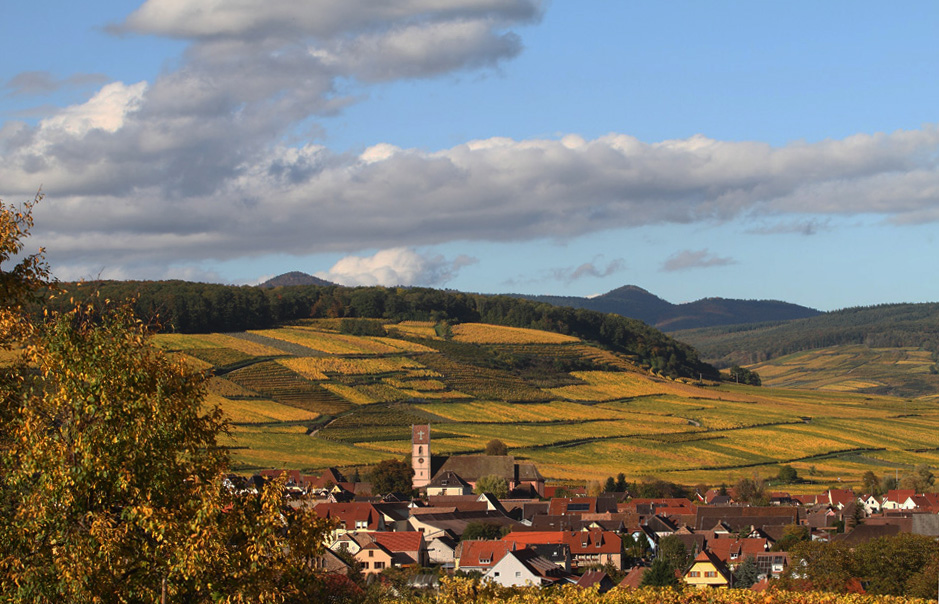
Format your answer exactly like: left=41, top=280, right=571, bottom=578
left=0, top=196, right=335, bottom=602
left=474, top=474, right=509, bottom=499
left=368, top=458, right=414, bottom=496
left=484, top=438, right=508, bottom=456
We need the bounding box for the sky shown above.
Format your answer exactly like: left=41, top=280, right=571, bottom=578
left=2, top=1, right=939, bottom=311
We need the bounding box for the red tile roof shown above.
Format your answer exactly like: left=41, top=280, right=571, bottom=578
left=458, top=540, right=512, bottom=568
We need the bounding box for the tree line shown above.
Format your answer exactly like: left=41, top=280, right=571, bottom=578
left=37, top=281, right=719, bottom=380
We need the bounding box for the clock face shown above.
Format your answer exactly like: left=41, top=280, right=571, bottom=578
left=418, top=458, right=424, bottom=464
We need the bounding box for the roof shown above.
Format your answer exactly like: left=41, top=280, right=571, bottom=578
left=427, top=471, right=471, bottom=489
left=575, top=570, right=613, bottom=592
left=502, top=528, right=622, bottom=555
left=368, top=531, right=423, bottom=553
left=314, top=502, right=383, bottom=530
left=618, top=566, right=648, bottom=590
left=437, top=455, right=516, bottom=483
left=458, top=540, right=512, bottom=568
left=502, top=549, right=567, bottom=583
left=706, top=537, right=768, bottom=563
left=548, top=497, right=597, bottom=515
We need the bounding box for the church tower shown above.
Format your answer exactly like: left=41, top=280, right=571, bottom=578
left=412, top=424, right=431, bottom=489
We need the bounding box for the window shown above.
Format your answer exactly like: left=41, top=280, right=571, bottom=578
left=356, top=520, right=367, bottom=529
left=494, top=572, right=500, bottom=577
left=368, top=550, right=374, bottom=558
left=362, top=562, right=369, bottom=569
left=515, top=571, right=521, bottom=577
left=374, top=561, right=385, bottom=570
left=705, top=571, right=717, bottom=578
left=689, top=571, right=700, bottom=577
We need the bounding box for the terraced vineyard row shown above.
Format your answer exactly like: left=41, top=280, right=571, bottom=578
left=226, top=361, right=352, bottom=416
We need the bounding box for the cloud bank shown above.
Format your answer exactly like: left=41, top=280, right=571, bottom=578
left=316, top=248, right=477, bottom=286
left=3, top=0, right=939, bottom=281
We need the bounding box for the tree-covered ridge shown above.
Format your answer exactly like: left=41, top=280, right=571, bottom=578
left=40, top=282, right=719, bottom=380
left=673, top=302, right=939, bottom=367
left=517, top=284, right=821, bottom=331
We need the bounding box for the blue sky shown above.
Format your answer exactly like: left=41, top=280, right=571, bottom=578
left=2, top=1, right=938, bottom=310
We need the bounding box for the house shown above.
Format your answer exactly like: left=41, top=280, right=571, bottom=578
left=368, top=531, right=427, bottom=567
left=354, top=540, right=393, bottom=576
left=455, top=540, right=513, bottom=573
left=427, top=535, right=458, bottom=567
left=683, top=550, right=732, bottom=589
left=755, top=552, right=789, bottom=578
left=706, top=537, right=769, bottom=569
left=502, top=529, right=624, bottom=570
left=426, top=471, right=473, bottom=497
left=314, top=502, right=386, bottom=536
left=484, top=549, right=568, bottom=587
left=859, top=493, right=881, bottom=514
left=882, top=489, right=916, bottom=510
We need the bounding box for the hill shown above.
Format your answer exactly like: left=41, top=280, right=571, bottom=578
left=747, top=345, right=939, bottom=399
left=520, top=285, right=821, bottom=331
left=258, top=271, right=333, bottom=288
left=155, top=320, right=939, bottom=489
left=673, top=303, right=939, bottom=368
left=41, top=281, right=716, bottom=381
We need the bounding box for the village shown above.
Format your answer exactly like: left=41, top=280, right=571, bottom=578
left=232, top=425, right=939, bottom=594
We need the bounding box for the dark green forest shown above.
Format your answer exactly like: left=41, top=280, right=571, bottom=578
left=674, top=303, right=939, bottom=367
left=40, top=281, right=718, bottom=381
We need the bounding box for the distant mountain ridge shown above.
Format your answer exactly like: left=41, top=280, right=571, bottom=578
left=519, top=285, right=821, bottom=331
left=258, top=271, right=333, bottom=288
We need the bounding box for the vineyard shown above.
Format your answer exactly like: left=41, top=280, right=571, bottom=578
left=385, top=578, right=934, bottom=603
left=153, top=320, right=939, bottom=486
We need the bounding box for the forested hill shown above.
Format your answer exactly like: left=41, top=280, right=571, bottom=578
left=519, top=285, right=820, bottom=331
left=39, top=281, right=718, bottom=380
left=673, top=302, right=939, bottom=367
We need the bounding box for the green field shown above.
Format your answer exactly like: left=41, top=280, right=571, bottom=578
left=155, top=322, right=939, bottom=488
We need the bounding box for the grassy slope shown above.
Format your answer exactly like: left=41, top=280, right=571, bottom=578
left=155, top=321, right=939, bottom=490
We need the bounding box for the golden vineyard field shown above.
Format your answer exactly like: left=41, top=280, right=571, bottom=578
left=153, top=320, right=939, bottom=487
left=386, top=579, right=933, bottom=604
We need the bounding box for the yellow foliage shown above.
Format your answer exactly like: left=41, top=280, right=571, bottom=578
left=451, top=323, right=581, bottom=344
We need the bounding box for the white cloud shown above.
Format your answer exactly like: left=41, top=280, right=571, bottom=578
left=4, top=0, right=939, bottom=281
left=315, top=248, right=478, bottom=286
left=661, top=249, right=736, bottom=272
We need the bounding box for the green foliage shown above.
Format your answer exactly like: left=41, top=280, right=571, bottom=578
left=368, top=458, right=414, bottom=496
left=615, top=473, right=629, bottom=492
left=484, top=438, right=508, bottom=456
left=734, top=477, right=768, bottom=506
left=771, top=525, right=811, bottom=552
left=657, top=535, right=691, bottom=572
left=728, top=365, right=761, bottom=386
left=474, top=474, right=509, bottom=498
left=339, top=317, right=387, bottom=336
left=460, top=522, right=506, bottom=541
left=899, top=464, right=934, bottom=492
left=641, top=557, right=680, bottom=587
left=785, top=533, right=939, bottom=598
left=733, top=555, right=761, bottom=588
left=777, top=464, right=799, bottom=484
